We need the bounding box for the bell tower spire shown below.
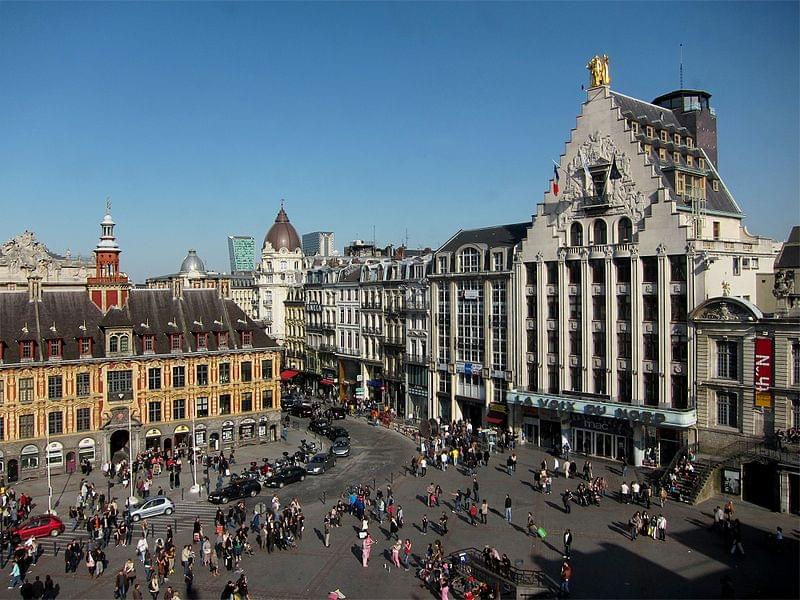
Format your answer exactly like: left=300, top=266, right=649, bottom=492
left=87, top=201, right=129, bottom=311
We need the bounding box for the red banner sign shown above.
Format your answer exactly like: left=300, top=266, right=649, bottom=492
left=754, top=337, right=773, bottom=408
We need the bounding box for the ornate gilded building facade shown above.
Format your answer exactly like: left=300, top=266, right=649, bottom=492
left=0, top=210, right=281, bottom=482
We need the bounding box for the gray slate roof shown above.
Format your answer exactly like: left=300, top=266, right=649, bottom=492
left=775, top=226, right=800, bottom=269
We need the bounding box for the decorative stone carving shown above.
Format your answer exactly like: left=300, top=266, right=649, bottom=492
left=699, top=301, right=747, bottom=321
left=773, top=269, right=795, bottom=299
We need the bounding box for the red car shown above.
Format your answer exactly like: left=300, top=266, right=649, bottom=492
left=11, top=515, right=65, bottom=541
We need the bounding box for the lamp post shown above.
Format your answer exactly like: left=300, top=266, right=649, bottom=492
left=45, top=424, right=54, bottom=515
left=189, top=413, right=200, bottom=494
left=125, top=395, right=139, bottom=507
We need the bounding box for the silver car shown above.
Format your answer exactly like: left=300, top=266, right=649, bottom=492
left=330, top=437, right=351, bottom=457
left=129, top=496, right=175, bottom=521
left=306, top=453, right=335, bottom=475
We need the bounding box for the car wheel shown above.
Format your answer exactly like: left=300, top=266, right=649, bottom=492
left=50, top=529, right=60, bottom=537
left=132, top=514, right=141, bottom=522
left=164, top=508, right=174, bottom=516
left=278, top=482, right=284, bottom=489
left=222, top=497, right=230, bottom=504
left=250, top=490, right=257, bottom=497
left=300, top=475, right=305, bottom=481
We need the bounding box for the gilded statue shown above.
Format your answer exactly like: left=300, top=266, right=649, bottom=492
left=587, top=54, right=611, bottom=87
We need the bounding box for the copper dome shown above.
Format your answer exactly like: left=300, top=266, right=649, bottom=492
left=263, top=206, right=301, bottom=252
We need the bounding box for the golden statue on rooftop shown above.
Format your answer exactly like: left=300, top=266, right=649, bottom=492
left=587, top=54, right=611, bottom=88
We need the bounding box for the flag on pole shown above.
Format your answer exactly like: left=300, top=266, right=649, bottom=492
left=552, top=164, right=560, bottom=196
left=610, top=155, right=622, bottom=180
left=579, top=149, right=593, bottom=194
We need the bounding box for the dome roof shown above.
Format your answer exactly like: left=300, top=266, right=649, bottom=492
left=263, top=206, right=301, bottom=252
left=179, top=249, right=206, bottom=275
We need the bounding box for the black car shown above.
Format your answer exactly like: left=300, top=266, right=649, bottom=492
left=207, top=480, right=262, bottom=504
left=289, top=403, right=314, bottom=418
left=280, top=397, right=296, bottom=411
left=325, top=406, right=347, bottom=420
left=326, top=426, right=350, bottom=441
left=263, top=466, right=307, bottom=488
left=308, top=419, right=331, bottom=436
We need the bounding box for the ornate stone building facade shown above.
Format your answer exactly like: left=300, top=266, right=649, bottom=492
left=0, top=231, right=94, bottom=292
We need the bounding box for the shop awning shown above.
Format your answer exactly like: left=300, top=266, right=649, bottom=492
left=486, top=412, right=506, bottom=425
left=320, top=378, right=335, bottom=386
left=280, top=369, right=300, bottom=381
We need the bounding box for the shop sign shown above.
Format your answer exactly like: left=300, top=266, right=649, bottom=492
left=173, top=425, right=190, bottom=434
left=456, top=362, right=482, bottom=375
left=571, top=413, right=632, bottom=436
left=409, top=385, right=427, bottom=397
left=535, top=397, right=667, bottom=426
left=488, top=402, right=508, bottom=414
left=754, top=337, right=773, bottom=408
left=145, top=428, right=162, bottom=438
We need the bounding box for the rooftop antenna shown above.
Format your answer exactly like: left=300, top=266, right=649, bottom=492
left=372, top=225, right=376, bottom=247
left=679, top=43, right=684, bottom=89
left=404, top=228, right=409, bottom=248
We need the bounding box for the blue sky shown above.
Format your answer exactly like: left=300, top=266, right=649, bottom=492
left=1, top=2, right=798, bottom=281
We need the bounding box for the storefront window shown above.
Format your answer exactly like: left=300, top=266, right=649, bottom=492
left=78, top=438, right=96, bottom=463
left=20, top=445, right=39, bottom=470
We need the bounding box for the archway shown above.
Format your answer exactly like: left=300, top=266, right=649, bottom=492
left=110, top=429, right=130, bottom=464
left=163, top=437, right=173, bottom=453
left=8, top=459, right=18, bottom=483
left=209, top=433, right=220, bottom=452
left=66, top=451, right=77, bottom=474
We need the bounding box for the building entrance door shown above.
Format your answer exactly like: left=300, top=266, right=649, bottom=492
left=574, top=429, right=592, bottom=456
left=7, top=459, right=18, bottom=483
left=596, top=432, right=614, bottom=458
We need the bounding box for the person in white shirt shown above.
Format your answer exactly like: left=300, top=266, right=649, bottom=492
left=620, top=482, right=630, bottom=504
left=631, top=481, right=641, bottom=503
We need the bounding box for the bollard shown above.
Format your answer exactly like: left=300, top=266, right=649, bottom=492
left=53, top=541, right=58, bottom=556
left=181, top=488, right=185, bottom=501
left=322, top=491, right=326, bottom=505
left=174, top=518, right=178, bottom=534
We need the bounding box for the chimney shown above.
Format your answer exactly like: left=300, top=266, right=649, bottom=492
left=27, top=275, right=42, bottom=303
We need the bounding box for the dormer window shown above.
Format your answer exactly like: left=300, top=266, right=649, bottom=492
left=686, top=137, right=694, bottom=148
left=143, top=335, right=155, bottom=353
left=660, top=130, right=668, bottom=143
left=218, top=331, right=229, bottom=350
left=20, top=341, right=35, bottom=361
left=686, top=155, right=694, bottom=167
left=492, top=251, right=504, bottom=272
left=630, top=121, right=639, bottom=134
left=79, top=338, right=92, bottom=357
left=241, top=330, right=252, bottom=347
left=458, top=248, right=480, bottom=273
left=699, top=158, right=706, bottom=170
left=196, top=333, right=208, bottom=350
left=438, top=256, right=448, bottom=274
left=48, top=339, right=62, bottom=360
left=646, top=125, right=654, bottom=138
left=674, top=133, right=681, bottom=145
left=170, top=334, right=182, bottom=353
left=712, top=180, right=720, bottom=192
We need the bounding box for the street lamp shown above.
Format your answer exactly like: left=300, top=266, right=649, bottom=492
left=189, top=412, right=200, bottom=494
left=44, top=423, right=54, bottom=515
left=125, top=395, right=139, bottom=507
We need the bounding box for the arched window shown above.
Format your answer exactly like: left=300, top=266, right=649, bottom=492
left=109, top=335, right=118, bottom=353
left=617, top=217, right=634, bottom=243
left=20, top=444, right=39, bottom=470
left=570, top=222, right=584, bottom=246
left=593, top=220, right=608, bottom=245
left=459, top=247, right=480, bottom=272
left=119, top=334, right=129, bottom=353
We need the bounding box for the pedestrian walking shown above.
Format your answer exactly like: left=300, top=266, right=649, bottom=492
left=656, top=514, right=667, bottom=541
left=402, top=539, right=412, bottom=571
left=563, top=529, right=573, bottom=559
left=391, top=540, right=401, bottom=569
left=421, top=515, right=428, bottom=535
left=560, top=560, right=572, bottom=597
left=562, top=490, right=572, bottom=514
left=504, top=494, right=512, bottom=523
left=361, top=533, right=374, bottom=567
left=480, top=500, right=488, bottom=525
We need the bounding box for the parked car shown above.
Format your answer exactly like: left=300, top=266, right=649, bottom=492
left=129, top=496, right=175, bottom=521
left=330, top=436, right=351, bottom=457
left=326, top=426, right=350, bottom=441
left=308, top=419, right=331, bottom=436
left=325, top=406, right=347, bottom=420
left=306, top=453, right=335, bottom=475
left=289, top=403, right=314, bottom=418
left=263, top=466, right=307, bottom=488
left=10, top=515, right=65, bottom=541
left=208, top=480, right=262, bottom=504
left=230, top=471, right=261, bottom=484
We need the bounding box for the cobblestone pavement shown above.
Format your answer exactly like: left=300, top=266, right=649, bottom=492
left=5, top=416, right=798, bottom=599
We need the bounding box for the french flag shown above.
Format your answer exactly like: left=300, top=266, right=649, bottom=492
left=552, top=164, right=560, bottom=196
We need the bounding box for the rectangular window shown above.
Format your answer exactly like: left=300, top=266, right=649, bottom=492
left=618, top=332, right=632, bottom=358
left=658, top=148, right=667, bottom=161
left=19, top=414, right=34, bottom=438
left=671, top=295, right=687, bottom=322
left=644, top=373, right=658, bottom=406
left=0, top=379, right=4, bottom=405
left=241, top=392, right=253, bottom=413
left=21, top=341, right=34, bottom=360
left=712, top=221, right=721, bottom=240
left=671, top=335, right=688, bottom=362
left=148, top=401, right=162, bottom=423
left=492, top=251, right=504, bottom=272
left=618, top=371, right=632, bottom=403
left=172, top=366, right=185, bottom=388
left=196, top=397, right=209, bottom=418
left=673, top=151, right=681, bottom=164
left=617, top=295, right=631, bottom=320
left=48, top=411, right=63, bottom=435
left=733, top=257, right=741, bottom=276
left=568, top=295, right=581, bottom=320
left=676, top=172, right=685, bottom=194
left=569, top=366, right=582, bottom=393
left=547, top=297, right=558, bottom=320
left=196, top=365, right=209, bottom=386
left=172, top=399, right=186, bottom=421
left=593, top=369, right=606, bottom=395
left=241, top=361, right=252, bottom=382
left=671, top=375, right=688, bottom=409
left=593, top=332, right=606, bottom=357
left=143, top=335, right=154, bottom=353
left=660, top=130, right=668, bottom=142
left=76, top=372, right=91, bottom=397
left=241, top=330, right=252, bottom=347
left=716, top=391, right=738, bottom=427
left=569, top=331, right=581, bottom=356
left=196, top=333, right=208, bottom=350
left=686, top=155, right=694, bottom=167
left=79, top=338, right=91, bottom=356
left=686, top=137, right=694, bottom=148
left=219, top=362, right=231, bottom=384
left=218, top=331, right=229, bottom=349
left=148, top=367, right=162, bottom=390
left=48, top=375, right=63, bottom=400
left=261, top=359, right=273, bottom=380
left=646, top=125, right=654, bottom=138
left=76, top=407, right=91, bottom=432
left=592, top=296, right=606, bottom=321
left=48, top=339, right=62, bottom=359
left=548, top=367, right=559, bottom=394
left=0, top=416, right=4, bottom=440
left=643, top=334, right=659, bottom=361
left=262, top=389, right=273, bottom=409
left=547, top=330, right=558, bottom=354
left=438, top=256, right=448, bottom=274
left=219, top=394, right=231, bottom=415
left=643, top=295, right=658, bottom=321
left=107, top=370, right=133, bottom=399
left=793, top=342, right=800, bottom=386
left=19, top=377, right=34, bottom=403
left=642, top=257, right=658, bottom=283
left=717, top=340, right=739, bottom=380
left=669, top=256, right=687, bottom=282
left=170, top=334, right=182, bottom=353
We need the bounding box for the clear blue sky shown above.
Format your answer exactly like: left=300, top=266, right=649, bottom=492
left=1, top=2, right=798, bottom=281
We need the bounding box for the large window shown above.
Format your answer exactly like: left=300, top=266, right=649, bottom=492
left=569, top=367, right=582, bottom=393
left=48, top=375, right=63, bottom=400
left=219, top=362, right=231, bottom=384
left=20, top=444, right=38, bottom=470
left=19, top=414, right=35, bottom=438
left=716, top=340, right=739, bottom=380
left=644, top=373, right=659, bottom=406
left=48, top=411, right=63, bottom=435
left=196, top=365, right=209, bottom=386
left=148, top=401, right=162, bottom=423
left=618, top=332, right=632, bottom=359
left=617, top=295, right=631, bottom=320
left=672, top=375, right=688, bottom=409
left=148, top=367, right=162, bottom=390
left=618, top=371, right=632, bottom=403
left=76, top=373, right=91, bottom=397
left=458, top=248, right=480, bottom=273
left=792, top=342, right=800, bottom=386
left=643, top=334, right=659, bottom=361
left=437, top=285, right=451, bottom=363
left=172, top=399, right=186, bottom=421
left=456, top=280, right=483, bottom=363
left=716, top=391, right=738, bottom=427
left=219, top=394, right=232, bottom=415
left=261, top=389, right=273, bottom=409
left=76, top=408, right=91, bottom=432
left=491, top=282, right=507, bottom=371
left=18, top=377, right=34, bottom=404
left=570, top=222, right=583, bottom=246
left=643, top=295, right=658, bottom=321
left=241, top=361, right=252, bottom=383
left=261, top=359, right=273, bottom=380
left=241, top=392, right=253, bottom=413
left=107, top=370, right=133, bottom=399
left=196, top=397, right=209, bottom=418
left=173, top=366, right=185, bottom=388
left=671, top=335, right=688, bottom=362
